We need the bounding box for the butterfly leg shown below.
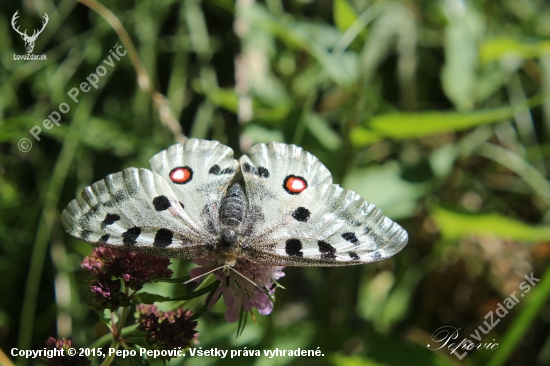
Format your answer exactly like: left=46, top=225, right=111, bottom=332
left=226, top=266, right=263, bottom=292
left=183, top=265, right=224, bottom=284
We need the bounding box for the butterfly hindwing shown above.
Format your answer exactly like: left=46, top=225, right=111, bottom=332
left=61, top=167, right=214, bottom=258
left=150, top=139, right=239, bottom=235
left=240, top=143, right=408, bottom=266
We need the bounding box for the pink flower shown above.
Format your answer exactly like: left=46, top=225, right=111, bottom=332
left=81, top=247, right=173, bottom=310
left=82, top=247, right=173, bottom=291
left=190, top=257, right=285, bottom=322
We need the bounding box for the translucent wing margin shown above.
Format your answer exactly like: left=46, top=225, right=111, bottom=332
left=242, top=183, right=408, bottom=266
left=61, top=168, right=215, bottom=258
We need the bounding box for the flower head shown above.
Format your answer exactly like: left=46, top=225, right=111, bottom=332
left=81, top=247, right=173, bottom=310
left=43, top=337, right=91, bottom=366
left=190, top=257, right=285, bottom=322
left=136, top=304, right=198, bottom=357
left=82, top=247, right=173, bottom=290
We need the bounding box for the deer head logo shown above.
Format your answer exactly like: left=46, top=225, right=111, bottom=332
left=11, top=11, right=49, bottom=54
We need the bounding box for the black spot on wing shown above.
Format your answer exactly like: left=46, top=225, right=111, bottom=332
left=258, top=166, right=270, bottom=178
left=242, top=163, right=258, bottom=176
left=82, top=204, right=101, bottom=223
left=122, top=227, right=141, bottom=245
left=209, top=164, right=221, bottom=175
left=291, top=207, right=311, bottom=222
left=153, top=196, right=171, bottom=211
left=112, top=191, right=128, bottom=204
left=372, top=251, right=381, bottom=260
left=342, top=232, right=359, bottom=245
left=80, top=230, right=92, bottom=240
left=209, top=164, right=235, bottom=176
left=318, top=241, right=336, bottom=259
left=364, top=226, right=371, bottom=234
left=285, top=239, right=303, bottom=257
left=154, top=229, right=173, bottom=247
left=99, top=234, right=110, bottom=243
left=179, top=201, right=185, bottom=210
left=348, top=251, right=359, bottom=260
left=102, top=213, right=120, bottom=227
left=102, top=200, right=115, bottom=208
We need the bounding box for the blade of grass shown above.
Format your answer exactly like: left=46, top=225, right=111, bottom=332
left=78, top=0, right=186, bottom=142
left=477, top=142, right=550, bottom=203
left=368, top=94, right=545, bottom=139
left=17, top=96, right=96, bottom=360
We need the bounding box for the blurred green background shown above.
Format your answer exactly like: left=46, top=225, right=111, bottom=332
left=2, top=0, right=550, bottom=365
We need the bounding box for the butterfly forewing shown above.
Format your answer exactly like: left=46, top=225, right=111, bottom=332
left=61, top=167, right=214, bottom=258
left=149, top=139, right=238, bottom=235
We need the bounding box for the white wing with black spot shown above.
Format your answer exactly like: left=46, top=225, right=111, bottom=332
left=61, top=167, right=216, bottom=258
left=239, top=142, right=332, bottom=237
left=150, top=139, right=239, bottom=236
left=240, top=142, right=408, bottom=266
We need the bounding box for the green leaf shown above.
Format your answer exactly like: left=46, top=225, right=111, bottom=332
left=242, top=124, right=285, bottom=144
left=242, top=3, right=354, bottom=85
left=349, top=126, right=382, bottom=147
left=95, top=309, right=115, bottom=326
left=480, top=38, right=550, bottom=64
left=205, top=88, right=239, bottom=113
left=169, top=281, right=220, bottom=301
left=334, top=0, right=359, bottom=33
left=367, top=97, right=543, bottom=139
left=431, top=206, right=550, bottom=242
left=343, top=162, right=427, bottom=219
left=153, top=275, right=190, bottom=283
left=306, top=113, right=342, bottom=151
left=441, top=1, right=484, bottom=110
left=236, top=305, right=248, bottom=338
left=134, top=292, right=170, bottom=304
left=124, top=334, right=149, bottom=348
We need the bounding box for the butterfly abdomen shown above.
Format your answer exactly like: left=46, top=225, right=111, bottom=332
left=219, top=183, right=246, bottom=247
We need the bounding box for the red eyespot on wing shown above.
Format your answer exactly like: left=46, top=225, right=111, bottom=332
left=169, top=166, right=193, bottom=184
left=283, top=175, right=307, bottom=195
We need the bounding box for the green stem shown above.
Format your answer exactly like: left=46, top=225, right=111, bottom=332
left=77, top=0, right=185, bottom=142
left=100, top=339, right=119, bottom=366
left=116, top=306, right=131, bottom=339
left=89, top=325, right=138, bottom=349
left=292, top=91, right=317, bottom=146
left=100, top=304, right=130, bottom=366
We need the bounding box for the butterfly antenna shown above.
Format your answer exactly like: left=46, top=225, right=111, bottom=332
left=227, top=266, right=263, bottom=293
left=183, top=265, right=224, bottom=285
